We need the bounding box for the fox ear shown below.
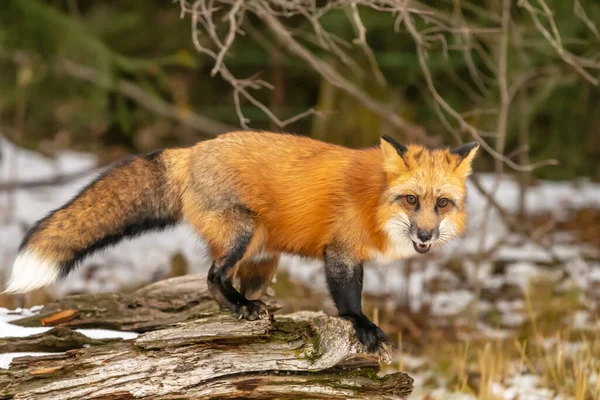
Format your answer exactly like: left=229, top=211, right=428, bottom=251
left=450, top=142, right=479, bottom=176
left=380, top=135, right=409, bottom=176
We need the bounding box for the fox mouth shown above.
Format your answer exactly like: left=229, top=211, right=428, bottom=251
left=412, top=241, right=431, bottom=254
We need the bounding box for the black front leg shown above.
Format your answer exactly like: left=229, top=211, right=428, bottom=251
left=323, top=248, right=390, bottom=354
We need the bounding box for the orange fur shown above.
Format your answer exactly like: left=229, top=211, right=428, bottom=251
left=177, top=131, right=477, bottom=263
left=6, top=130, right=478, bottom=295
left=235, top=255, right=279, bottom=300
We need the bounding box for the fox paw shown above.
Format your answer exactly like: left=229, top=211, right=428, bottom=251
left=354, top=319, right=392, bottom=359
left=235, top=299, right=269, bottom=321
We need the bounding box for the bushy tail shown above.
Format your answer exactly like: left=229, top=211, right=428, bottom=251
left=4, top=149, right=186, bottom=293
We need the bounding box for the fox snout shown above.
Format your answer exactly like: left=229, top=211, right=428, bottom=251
left=416, top=227, right=437, bottom=243
left=406, top=221, right=439, bottom=254
left=410, top=223, right=439, bottom=244
left=410, top=210, right=440, bottom=243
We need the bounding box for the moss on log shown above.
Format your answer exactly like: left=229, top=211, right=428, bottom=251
left=1, top=275, right=413, bottom=399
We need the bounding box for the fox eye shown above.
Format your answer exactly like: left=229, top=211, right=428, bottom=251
left=437, top=198, right=449, bottom=208
left=405, top=195, right=417, bottom=205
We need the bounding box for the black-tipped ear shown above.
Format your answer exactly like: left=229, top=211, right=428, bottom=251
left=451, top=142, right=479, bottom=177
left=451, top=142, right=479, bottom=161
left=381, top=135, right=408, bottom=157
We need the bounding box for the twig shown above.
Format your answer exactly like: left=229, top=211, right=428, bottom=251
left=519, top=0, right=599, bottom=85
left=400, top=5, right=558, bottom=172
left=210, top=0, right=244, bottom=76
left=477, top=0, right=512, bottom=257
left=469, top=174, right=563, bottom=264
left=188, top=1, right=317, bottom=130
left=60, top=59, right=234, bottom=136
left=256, top=3, right=431, bottom=144
left=349, top=2, right=387, bottom=86
left=573, top=0, right=600, bottom=41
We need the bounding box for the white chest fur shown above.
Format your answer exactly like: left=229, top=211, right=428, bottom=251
left=367, top=232, right=416, bottom=263
left=366, top=217, right=417, bottom=262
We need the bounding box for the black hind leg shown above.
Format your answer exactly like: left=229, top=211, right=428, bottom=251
left=206, top=229, right=268, bottom=321
left=237, top=255, right=280, bottom=300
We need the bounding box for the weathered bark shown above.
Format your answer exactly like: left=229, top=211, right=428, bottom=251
left=1, top=275, right=413, bottom=399
left=0, top=327, right=120, bottom=353
left=10, top=274, right=280, bottom=331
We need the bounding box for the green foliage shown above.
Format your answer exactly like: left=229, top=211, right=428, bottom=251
left=0, top=0, right=598, bottom=179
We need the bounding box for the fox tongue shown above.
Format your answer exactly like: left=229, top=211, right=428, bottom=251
left=412, top=242, right=431, bottom=254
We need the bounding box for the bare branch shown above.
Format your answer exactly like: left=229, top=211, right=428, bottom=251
left=573, top=0, right=600, bottom=40
left=211, top=0, right=245, bottom=76
left=256, top=3, right=431, bottom=143
left=400, top=5, right=557, bottom=172
left=61, top=59, right=234, bottom=136
left=349, top=2, right=387, bottom=86
left=519, top=0, right=599, bottom=85
left=187, top=0, right=320, bottom=130
left=178, top=0, right=586, bottom=173
left=495, top=0, right=511, bottom=171
left=478, top=0, right=512, bottom=259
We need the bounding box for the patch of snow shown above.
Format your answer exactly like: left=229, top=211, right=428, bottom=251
left=0, top=306, right=41, bottom=319
left=493, top=374, right=557, bottom=400
left=463, top=260, right=493, bottom=284
left=475, top=323, right=512, bottom=339
left=496, top=300, right=527, bottom=327
left=505, top=262, right=562, bottom=291
left=430, top=290, right=474, bottom=317
left=422, top=374, right=561, bottom=400
left=498, top=241, right=592, bottom=264
left=420, top=389, right=477, bottom=400
left=569, top=310, right=590, bottom=330
left=496, top=300, right=525, bottom=314
left=0, top=306, right=138, bottom=369
left=0, top=322, right=49, bottom=337
left=484, top=275, right=507, bottom=290
left=398, top=354, right=428, bottom=371
left=565, top=258, right=593, bottom=291
left=501, top=312, right=527, bottom=328
left=408, top=268, right=427, bottom=313
left=477, top=300, right=494, bottom=314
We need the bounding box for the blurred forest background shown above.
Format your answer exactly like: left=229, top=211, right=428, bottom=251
left=0, top=0, right=598, bottom=181
left=1, top=1, right=600, bottom=398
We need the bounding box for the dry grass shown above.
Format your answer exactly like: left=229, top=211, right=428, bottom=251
left=393, top=278, right=600, bottom=399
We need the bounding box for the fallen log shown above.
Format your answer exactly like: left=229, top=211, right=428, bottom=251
left=1, top=275, right=413, bottom=399
left=10, top=274, right=280, bottom=332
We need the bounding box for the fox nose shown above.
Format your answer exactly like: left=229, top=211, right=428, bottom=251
left=417, top=229, right=433, bottom=243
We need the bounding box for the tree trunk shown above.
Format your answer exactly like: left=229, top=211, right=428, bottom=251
left=1, top=275, right=413, bottom=399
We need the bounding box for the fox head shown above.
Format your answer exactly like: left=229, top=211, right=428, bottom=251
left=378, top=135, right=479, bottom=255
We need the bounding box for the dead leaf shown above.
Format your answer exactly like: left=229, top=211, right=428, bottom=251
left=40, top=309, right=80, bottom=326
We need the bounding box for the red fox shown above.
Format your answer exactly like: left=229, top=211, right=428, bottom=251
left=4, top=131, right=478, bottom=355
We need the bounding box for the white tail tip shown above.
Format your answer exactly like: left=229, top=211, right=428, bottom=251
left=3, top=251, right=60, bottom=294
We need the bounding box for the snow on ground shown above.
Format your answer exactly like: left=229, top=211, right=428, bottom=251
left=1, top=137, right=598, bottom=396
left=0, top=307, right=138, bottom=369
left=412, top=378, right=564, bottom=400
left=0, top=136, right=598, bottom=305
left=493, top=375, right=558, bottom=400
